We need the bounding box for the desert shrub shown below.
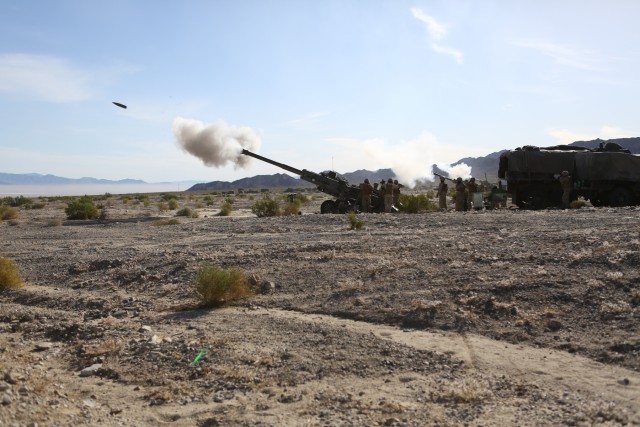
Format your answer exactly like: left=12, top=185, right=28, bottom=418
left=570, top=200, right=587, bottom=209
left=65, top=196, right=99, bottom=220
left=348, top=212, right=365, bottom=230
left=47, top=218, right=63, bottom=227
left=195, top=202, right=205, bottom=209
left=192, top=264, right=253, bottom=307
left=30, top=202, right=46, bottom=209
left=2, top=195, right=32, bottom=208
left=153, top=219, right=181, bottom=226
left=168, top=199, right=179, bottom=210
left=426, top=190, right=435, bottom=199
left=157, top=201, right=169, bottom=212
left=161, top=193, right=177, bottom=202
left=399, top=194, right=437, bottom=213
left=252, top=194, right=280, bottom=217
left=176, top=207, right=198, bottom=218
left=282, top=200, right=301, bottom=216
left=121, top=195, right=131, bottom=205
left=0, top=206, right=19, bottom=221
left=225, top=197, right=234, bottom=206
left=218, top=200, right=233, bottom=216
left=0, top=257, right=24, bottom=289
left=203, top=195, right=214, bottom=206
left=9, top=220, right=19, bottom=226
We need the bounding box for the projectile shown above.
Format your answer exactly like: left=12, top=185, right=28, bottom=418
left=112, top=102, right=127, bottom=109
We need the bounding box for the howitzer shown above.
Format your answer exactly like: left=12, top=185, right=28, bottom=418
left=241, top=149, right=382, bottom=213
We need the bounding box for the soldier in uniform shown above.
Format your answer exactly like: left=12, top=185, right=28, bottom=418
left=359, top=178, right=373, bottom=213
left=436, top=177, right=448, bottom=211
left=455, top=177, right=466, bottom=211
left=384, top=178, right=394, bottom=213
left=559, top=170, right=572, bottom=209
left=393, top=179, right=403, bottom=208
left=467, top=177, right=479, bottom=210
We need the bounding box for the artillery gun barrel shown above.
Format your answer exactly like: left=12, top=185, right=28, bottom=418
left=433, top=172, right=455, bottom=182
left=241, top=149, right=304, bottom=176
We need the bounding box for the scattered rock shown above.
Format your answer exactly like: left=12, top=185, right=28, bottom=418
left=80, top=364, right=103, bottom=377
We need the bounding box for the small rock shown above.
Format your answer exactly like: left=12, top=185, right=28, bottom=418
left=260, top=281, right=275, bottom=294
left=0, top=381, right=10, bottom=392
left=35, top=342, right=54, bottom=351
left=79, top=364, right=102, bottom=377
left=139, top=325, right=152, bottom=333
left=4, top=371, right=18, bottom=385
left=618, top=378, right=630, bottom=386
left=112, top=310, right=128, bottom=318
left=2, top=394, right=12, bottom=405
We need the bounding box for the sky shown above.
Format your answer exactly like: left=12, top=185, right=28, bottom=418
left=1, top=0, right=639, bottom=185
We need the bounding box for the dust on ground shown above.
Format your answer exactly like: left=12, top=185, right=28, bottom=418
left=1, top=191, right=639, bottom=426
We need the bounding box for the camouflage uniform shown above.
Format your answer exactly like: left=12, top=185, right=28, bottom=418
left=384, top=179, right=394, bottom=213
left=467, top=177, right=479, bottom=209
left=437, top=178, right=448, bottom=211
left=559, top=171, right=572, bottom=209
left=455, top=178, right=466, bottom=211
left=360, top=179, right=373, bottom=213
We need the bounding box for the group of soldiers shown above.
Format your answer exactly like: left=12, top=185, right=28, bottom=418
left=436, top=176, right=481, bottom=211
left=359, top=178, right=403, bottom=213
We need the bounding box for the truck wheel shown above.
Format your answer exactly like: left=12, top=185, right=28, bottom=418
left=320, top=200, right=337, bottom=214
left=609, top=187, right=631, bottom=207
left=529, top=191, right=548, bottom=210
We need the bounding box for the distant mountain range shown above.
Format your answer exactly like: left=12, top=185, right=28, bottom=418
left=0, top=172, right=146, bottom=186
left=4, top=137, right=638, bottom=190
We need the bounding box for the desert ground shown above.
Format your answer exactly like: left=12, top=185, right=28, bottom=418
left=1, top=190, right=639, bottom=426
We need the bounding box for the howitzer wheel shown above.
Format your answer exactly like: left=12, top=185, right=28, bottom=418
left=320, top=200, right=338, bottom=214
left=609, top=187, right=631, bottom=207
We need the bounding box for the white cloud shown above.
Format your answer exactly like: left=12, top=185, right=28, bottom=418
left=411, top=8, right=463, bottom=64
left=512, top=40, right=601, bottom=71
left=547, top=126, right=632, bottom=144
left=285, top=111, right=331, bottom=130
left=0, top=53, right=95, bottom=102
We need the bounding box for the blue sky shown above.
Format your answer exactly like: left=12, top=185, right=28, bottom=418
left=1, top=0, right=639, bottom=184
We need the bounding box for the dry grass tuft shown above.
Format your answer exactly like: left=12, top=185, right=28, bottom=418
left=0, top=206, right=19, bottom=221
left=153, top=219, right=181, bottom=226
left=0, top=257, right=24, bottom=289
left=192, top=264, right=254, bottom=307
left=82, top=338, right=123, bottom=357
left=436, top=378, right=493, bottom=403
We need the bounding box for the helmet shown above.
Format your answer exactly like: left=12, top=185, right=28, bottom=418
left=456, top=177, right=462, bottom=182
left=470, top=177, right=475, bottom=182
left=388, top=178, right=393, bottom=183
left=561, top=171, right=569, bottom=176
left=364, top=178, right=369, bottom=183
left=440, top=177, right=445, bottom=181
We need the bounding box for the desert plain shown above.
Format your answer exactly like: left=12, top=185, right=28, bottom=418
left=1, top=190, right=639, bottom=426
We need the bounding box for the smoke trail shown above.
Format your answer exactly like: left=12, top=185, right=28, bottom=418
left=172, top=117, right=261, bottom=169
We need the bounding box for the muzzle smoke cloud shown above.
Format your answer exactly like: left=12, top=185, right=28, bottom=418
left=173, top=117, right=261, bottom=169
left=331, top=133, right=473, bottom=188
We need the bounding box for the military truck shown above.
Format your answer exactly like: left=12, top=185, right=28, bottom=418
left=498, top=143, right=640, bottom=209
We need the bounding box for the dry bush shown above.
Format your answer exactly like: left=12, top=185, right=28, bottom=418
left=157, top=201, right=169, bottom=212
left=435, top=378, right=493, bottom=403
left=82, top=338, right=123, bottom=357
left=176, top=207, right=198, bottom=218
left=153, top=219, right=181, bottom=226
left=0, top=205, right=19, bottom=221
left=282, top=201, right=301, bottom=216
left=570, top=199, right=587, bottom=209
left=47, top=218, right=63, bottom=227
left=0, top=257, right=24, bottom=289
left=218, top=200, right=233, bottom=216
left=599, top=301, right=631, bottom=320
left=192, top=264, right=254, bottom=307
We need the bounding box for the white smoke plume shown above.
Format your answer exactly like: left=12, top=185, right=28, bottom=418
left=172, top=117, right=261, bottom=169
left=330, top=133, right=473, bottom=188
left=437, top=162, right=472, bottom=180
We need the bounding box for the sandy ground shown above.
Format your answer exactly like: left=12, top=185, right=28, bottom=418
left=1, top=191, right=639, bottom=426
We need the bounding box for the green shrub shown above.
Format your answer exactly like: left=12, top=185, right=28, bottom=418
left=218, top=201, right=233, bottom=216
left=399, top=194, right=437, bottom=213
left=203, top=195, right=215, bottom=206
left=157, top=201, right=169, bottom=212
left=65, top=196, right=99, bottom=220
left=0, top=206, right=19, bottom=221
left=348, top=212, right=365, bottom=230
left=30, top=202, right=46, bottom=209
left=1, top=196, right=32, bottom=208
left=252, top=194, right=281, bottom=217
left=192, top=264, right=253, bottom=307
left=168, top=199, right=179, bottom=210
left=0, top=257, right=24, bottom=289
left=176, top=207, right=198, bottom=218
